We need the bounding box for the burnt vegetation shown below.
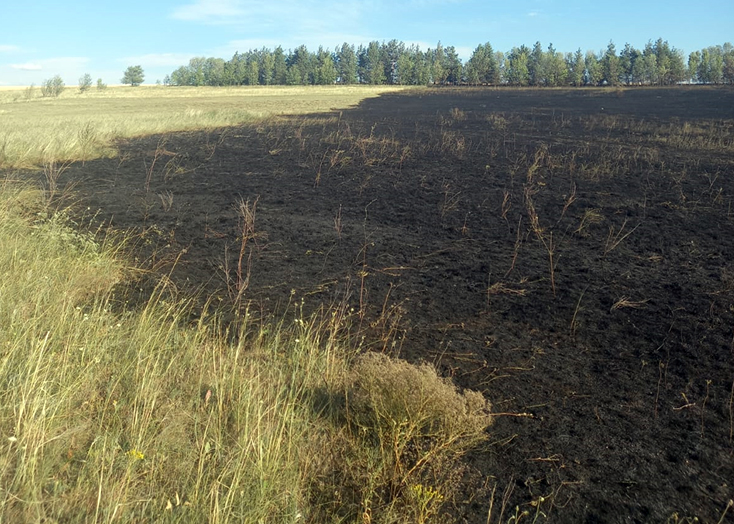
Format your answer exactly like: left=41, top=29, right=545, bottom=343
left=65, top=85, right=734, bottom=522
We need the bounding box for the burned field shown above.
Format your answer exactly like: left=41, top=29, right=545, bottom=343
left=68, top=86, right=734, bottom=522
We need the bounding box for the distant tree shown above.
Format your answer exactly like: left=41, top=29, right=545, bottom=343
left=688, top=51, right=701, bottom=82
left=78, top=73, right=93, bottom=93
left=637, top=49, right=658, bottom=84
left=443, top=45, right=462, bottom=84
left=395, top=47, right=415, bottom=85
left=272, top=46, right=288, bottom=84
left=698, top=46, right=723, bottom=84
left=286, top=45, right=313, bottom=85
left=506, top=46, right=530, bottom=86
left=666, top=47, right=687, bottom=84
left=723, top=44, right=734, bottom=84
left=601, top=41, right=620, bottom=85
left=412, top=47, right=432, bottom=85
left=583, top=51, right=602, bottom=86
left=544, top=43, right=566, bottom=86
left=466, top=42, right=499, bottom=85
left=203, top=57, right=226, bottom=85
left=96, top=78, right=107, bottom=90
left=315, top=46, right=337, bottom=85
left=122, top=65, right=144, bottom=86
left=494, top=51, right=506, bottom=83
left=225, top=52, right=244, bottom=85
left=359, top=42, right=386, bottom=84
left=380, top=40, right=404, bottom=84
left=431, top=42, right=447, bottom=84
left=335, top=43, right=358, bottom=84
left=652, top=42, right=669, bottom=85
left=528, top=41, right=544, bottom=86
left=245, top=58, right=259, bottom=85
left=260, top=48, right=275, bottom=85
left=41, top=75, right=65, bottom=97
left=567, top=49, right=585, bottom=86
left=619, top=43, right=640, bottom=84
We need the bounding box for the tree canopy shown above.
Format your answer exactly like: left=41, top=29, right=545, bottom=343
left=166, top=39, right=734, bottom=87
left=122, top=65, right=145, bottom=86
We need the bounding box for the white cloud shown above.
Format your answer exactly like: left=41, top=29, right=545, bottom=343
left=1, top=57, right=91, bottom=86
left=527, top=11, right=540, bottom=17
left=11, top=62, right=42, bottom=71
left=0, top=44, right=20, bottom=53
left=171, top=0, right=246, bottom=22
left=454, top=45, right=474, bottom=61
left=171, top=0, right=366, bottom=32
left=10, top=57, right=89, bottom=73
left=409, top=0, right=464, bottom=6
left=119, top=53, right=197, bottom=68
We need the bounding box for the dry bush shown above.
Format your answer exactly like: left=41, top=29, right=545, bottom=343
left=347, top=353, right=491, bottom=447
left=306, top=352, right=492, bottom=523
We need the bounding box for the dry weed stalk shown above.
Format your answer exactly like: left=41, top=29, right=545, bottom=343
left=504, top=216, right=523, bottom=278
left=228, top=196, right=260, bottom=303
left=603, top=219, right=639, bottom=257
left=575, top=208, right=604, bottom=236
left=500, top=190, right=512, bottom=226
left=440, top=181, right=462, bottom=219
left=158, top=190, right=174, bottom=212
left=526, top=144, right=548, bottom=185
left=42, top=158, right=72, bottom=203
left=570, top=286, right=587, bottom=338
left=701, top=379, right=712, bottom=439
left=525, top=186, right=558, bottom=297
left=557, top=181, right=577, bottom=225
left=143, top=136, right=175, bottom=193
left=334, top=205, right=343, bottom=240
left=610, top=296, right=649, bottom=312
left=486, top=282, right=527, bottom=307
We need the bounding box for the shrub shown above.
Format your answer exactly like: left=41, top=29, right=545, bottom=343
left=40, top=75, right=65, bottom=97
left=78, top=73, right=93, bottom=93
left=308, top=352, right=493, bottom=523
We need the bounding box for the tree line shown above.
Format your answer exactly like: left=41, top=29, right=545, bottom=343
left=166, top=39, right=734, bottom=87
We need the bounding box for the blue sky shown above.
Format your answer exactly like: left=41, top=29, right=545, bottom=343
left=1, top=0, right=732, bottom=86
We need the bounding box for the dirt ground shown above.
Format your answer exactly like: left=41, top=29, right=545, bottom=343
left=61, top=86, right=734, bottom=523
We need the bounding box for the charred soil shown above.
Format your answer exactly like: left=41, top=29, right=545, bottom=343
left=62, top=86, right=734, bottom=523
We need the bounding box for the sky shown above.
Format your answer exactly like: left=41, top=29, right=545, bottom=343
left=1, top=0, right=732, bottom=86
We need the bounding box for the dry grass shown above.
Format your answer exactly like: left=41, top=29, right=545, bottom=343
left=0, top=85, right=410, bottom=169
left=0, top=178, right=492, bottom=523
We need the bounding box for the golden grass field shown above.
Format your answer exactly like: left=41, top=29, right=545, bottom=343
left=0, top=84, right=409, bottom=169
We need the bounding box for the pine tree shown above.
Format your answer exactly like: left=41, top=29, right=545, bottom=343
left=121, top=65, right=144, bottom=86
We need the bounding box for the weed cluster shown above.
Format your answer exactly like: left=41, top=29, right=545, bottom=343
left=307, top=352, right=492, bottom=523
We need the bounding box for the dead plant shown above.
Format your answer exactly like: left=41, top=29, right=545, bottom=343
left=610, top=296, right=649, bottom=312
left=143, top=136, right=175, bottom=193
left=603, top=219, right=639, bottom=257
left=223, top=196, right=262, bottom=304
left=525, top=186, right=558, bottom=297
left=556, top=181, right=577, bottom=226
left=158, top=190, right=174, bottom=212
left=440, top=181, right=462, bottom=219
left=334, top=205, right=343, bottom=240
left=575, top=208, right=604, bottom=236
left=42, top=158, right=72, bottom=204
